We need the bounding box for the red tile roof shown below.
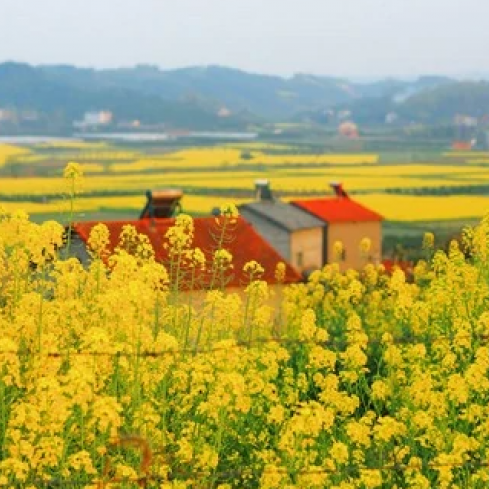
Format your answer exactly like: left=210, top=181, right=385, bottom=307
left=72, top=216, right=302, bottom=288
left=381, top=259, right=414, bottom=275
left=291, top=196, right=383, bottom=223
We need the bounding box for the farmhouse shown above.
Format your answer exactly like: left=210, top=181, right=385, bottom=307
left=239, top=180, right=326, bottom=275
left=240, top=180, right=383, bottom=274
left=291, top=182, right=383, bottom=271
left=68, top=189, right=302, bottom=293
left=67, top=183, right=384, bottom=289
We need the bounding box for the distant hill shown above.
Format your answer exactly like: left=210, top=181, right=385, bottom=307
left=0, top=62, right=251, bottom=132
left=1, top=62, right=488, bottom=132
left=36, top=64, right=462, bottom=121
left=38, top=64, right=356, bottom=119
left=351, top=75, right=453, bottom=101
left=399, top=81, right=489, bottom=122
left=302, top=78, right=489, bottom=125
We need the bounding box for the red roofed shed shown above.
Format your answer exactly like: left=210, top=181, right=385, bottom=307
left=291, top=183, right=383, bottom=271
left=70, top=216, right=301, bottom=290
left=291, top=196, right=383, bottom=223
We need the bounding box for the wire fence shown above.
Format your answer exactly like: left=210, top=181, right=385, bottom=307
left=0, top=331, right=488, bottom=359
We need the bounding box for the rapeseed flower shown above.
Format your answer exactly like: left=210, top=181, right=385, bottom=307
left=3, top=206, right=489, bottom=486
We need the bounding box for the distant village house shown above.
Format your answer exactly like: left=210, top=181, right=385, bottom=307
left=239, top=180, right=383, bottom=274
left=67, top=180, right=385, bottom=296
left=239, top=180, right=326, bottom=275
left=291, top=183, right=383, bottom=271
left=74, top=110, right=113, bottom=129
left=68, top=189, right=302, bottom=296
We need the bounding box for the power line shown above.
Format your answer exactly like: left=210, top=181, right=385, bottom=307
left=0, top=332, right=487, bottom=358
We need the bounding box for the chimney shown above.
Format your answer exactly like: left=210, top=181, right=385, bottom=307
left=254, top=179, right=274, bottom=202
left=140, top=189, right=183, bottom=219
left=330, top=181, right=349, bottom=199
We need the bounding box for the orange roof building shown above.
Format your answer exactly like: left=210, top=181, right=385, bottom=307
left=291, top=192, right=383, bottom=224
left=69, top=215, right=302, bottom=290
left=291, top=183, right=383, bottom=271
left=239, top=180, right=327, bottom=276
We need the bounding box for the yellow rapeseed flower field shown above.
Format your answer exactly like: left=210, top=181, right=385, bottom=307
left=251, top=153, right=379, bottom=166
left=51, top=150, right=139, bottom=161
left=467, top=159, right=489, bottom=165
left=443, top=151, right=489, bottom=158
left=0, top=143, right=30, bottom=167
left=3, top=192, right=489, bottom=222
left=109, top=148, right=379, bottom=172
left=2, top=195, right=489, bottom=487
left=4, top=146, right=489, bottom=223
left=35, top=140, right=109, bottom=150
left=223, top=142, right=295, bottom=150
left=0, top=195, right=251, bottom=216
left=8, top=154, right=48, bottom=164
left=356, top=194, right=489, bottom=220
left=1, top=171, right=481, bottom=196
left=276, top=163, right=489, bottom=177
left=76, top=162, right=105, bottom=173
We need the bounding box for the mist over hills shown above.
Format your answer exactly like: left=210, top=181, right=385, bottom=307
left=0, top=61, right=488, bottom=133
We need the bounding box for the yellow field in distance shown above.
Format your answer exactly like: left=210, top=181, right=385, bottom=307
left=0, top=144, right=30, bottom=166
left=2, top=171, right=486, bottom=196
left=108, top=148, right=379, bottom=172
left=3, top=193, right=489, bottom=222
left=3, top=165, right=489, bottom=196
left=276, top=164, right=489, bottom=176
left=34, top=140, right=109, bottom=150
left=0, top=195, right=251, bottom=217
left=355, top=194, right=489, bottom=221
left=443, top=151, right=489, bottom=158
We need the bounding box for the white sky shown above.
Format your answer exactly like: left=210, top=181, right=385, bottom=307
left=1, top=0, right=488, bottom=78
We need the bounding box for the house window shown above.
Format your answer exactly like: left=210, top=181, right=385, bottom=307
left=296, top=251, right=304, bottom=268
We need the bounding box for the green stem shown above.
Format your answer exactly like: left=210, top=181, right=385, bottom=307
left=183, top=269, right=196, bottom=349
left=65, top=176, right=75, bottom=256
left=0, top=382, right=6, bottom=460
left=209, top=217, right=229, bottom=291
left=209, top=410, right=225, bottom=487
left=37, top=264, right=47, bottom=354
left=153, top=292, right=161, bottom=340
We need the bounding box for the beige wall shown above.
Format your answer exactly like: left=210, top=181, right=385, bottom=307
left=290, top=227, right=324, bottom=273
left=177, top=283, right=291, bottom=315
left=327, top=221, right=382, bottom=271
left=167, top=283, right=293, bottom=341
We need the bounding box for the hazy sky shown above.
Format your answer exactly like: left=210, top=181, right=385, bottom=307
left=1, top=0, right=488, bottom=78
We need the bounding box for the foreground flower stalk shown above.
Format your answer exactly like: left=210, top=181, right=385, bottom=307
left=1, top=195, right=489, bottom=487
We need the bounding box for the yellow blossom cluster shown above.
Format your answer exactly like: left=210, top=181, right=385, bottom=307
left=3, top=196, right=489, bottom=487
